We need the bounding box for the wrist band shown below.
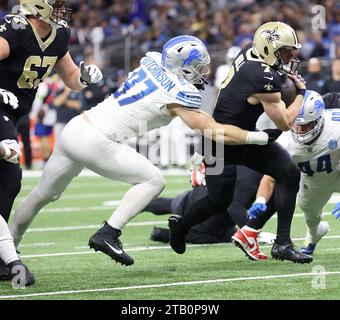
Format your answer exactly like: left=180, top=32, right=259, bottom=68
left=77, top=76, right=88, bottom=89
left=296, top=88, right=306, bottom=96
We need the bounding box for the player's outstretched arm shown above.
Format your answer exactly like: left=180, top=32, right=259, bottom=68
left=54, top=52, right=103, bottom=92
left=248, top=175, right=276, bottom=218
left=167, top=104, right=269, bottom=145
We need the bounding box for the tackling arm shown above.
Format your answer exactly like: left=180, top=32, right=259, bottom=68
left=167, top=104, right=268, bottom=145
left=0, top=36, right=10, bottom=60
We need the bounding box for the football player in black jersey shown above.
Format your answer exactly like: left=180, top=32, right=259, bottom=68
left=0, top=0, right=102, bottom=285
left=169, top=21, right=313, bottom=263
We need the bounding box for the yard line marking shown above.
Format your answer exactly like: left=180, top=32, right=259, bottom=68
left=26, top=221, right=167, bottom=232
left=1, top=271, right=340, bottom=299
left=19, top=242, right=55, bottom=248
left=18, top=234, right=340, bottom=259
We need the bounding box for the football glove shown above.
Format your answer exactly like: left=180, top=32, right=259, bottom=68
left=79, top=61, right=103, bottom=86
left=0, top=88, right=18, bottom=109
left=0, top=139, right=21, bottom=164
left=263, top=129, right=282, bottom=143
left=248, top=198, right=267, bottom=219
left=189, top=152, right=205, bottom=187
left=332, top=202, right=340, bottom=219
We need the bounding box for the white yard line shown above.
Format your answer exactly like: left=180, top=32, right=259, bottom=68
left=1, top=271, right=340, bottom=299
left=19, top=242, right=55, bottom=248
left=26, top=220, right=167, bottom=233
left=18, top=234, right=340, bottom=259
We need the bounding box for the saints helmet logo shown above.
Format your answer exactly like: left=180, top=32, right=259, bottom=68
left=262, top=27, right=280, bottom=44
left=264, top=83, right=273, bottom=91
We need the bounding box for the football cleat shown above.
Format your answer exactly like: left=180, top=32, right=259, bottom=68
left=301, top=221, right=330, bottom=255
left=0, top=258, right=11, bottom=281
left=271, top=241, right=313, bottom=264
left=150, top=226, right=170, bottom=243
left=8, top=260, right=35, bottom=287
left=88, top=222, right=134, bottom=266
left=168, top=215, right=188, bottom=254
left=232, top=227, right=268, bottom=261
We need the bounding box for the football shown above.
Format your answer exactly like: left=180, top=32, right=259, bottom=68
left=280, top=74, right=297, bottom=107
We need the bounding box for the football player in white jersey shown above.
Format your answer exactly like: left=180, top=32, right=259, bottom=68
left=246, top=90, right=340, bottom=256
left=10, top=35, right=277, bottom=267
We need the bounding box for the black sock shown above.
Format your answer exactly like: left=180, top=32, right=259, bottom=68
left=144, top=197, right=173, bottom=215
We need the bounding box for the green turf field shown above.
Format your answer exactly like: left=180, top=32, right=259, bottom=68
left=0, top=174, right=339, bottom=300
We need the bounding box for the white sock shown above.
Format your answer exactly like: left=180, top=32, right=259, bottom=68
left=108, top=177, right=164, bottom=230
left=0, top=216, right=19, bottom=265
left=10, top=188, right=50, bottom=249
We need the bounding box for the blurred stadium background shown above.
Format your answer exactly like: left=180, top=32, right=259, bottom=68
left=1, top=0, right=340, bottom=169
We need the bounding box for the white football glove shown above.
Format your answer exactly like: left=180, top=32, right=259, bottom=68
left=0, top=88, right=18, bottom=109
left=189, top=152, right=206, bottom=187
left=79, top=61, right=103, bottom=86
left=0, top=139, right=21, bottom=164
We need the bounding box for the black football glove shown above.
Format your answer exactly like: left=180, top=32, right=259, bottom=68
left=263, top=129, right=282, bottom=143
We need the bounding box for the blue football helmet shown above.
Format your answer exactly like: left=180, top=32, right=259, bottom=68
left=291, top=90, right=325, bottom=144
left=161, top=35, right=211, bottom=85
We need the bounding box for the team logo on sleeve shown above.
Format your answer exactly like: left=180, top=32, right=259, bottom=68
left=262, top=27, right=280, bottom=44
left=264, top=82, right=273, bottom=91
left=0, top=24, right=7, bottom=32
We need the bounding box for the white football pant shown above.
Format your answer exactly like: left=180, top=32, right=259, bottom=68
left=11, top=115, right=165, bottom=247
left=298, top=177, right=340, bottom=244
left=0, top=215, right=19, bottom=264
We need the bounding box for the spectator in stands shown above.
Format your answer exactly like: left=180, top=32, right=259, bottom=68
left=322, top=58, right=340, bottom=94
left=53, top=86, right=82, bottom=140
left=304, top=58, right=328, bottom=94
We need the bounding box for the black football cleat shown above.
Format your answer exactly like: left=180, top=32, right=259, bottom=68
left=168, top=215, right=188, bottom=254
left=8, top=260, right=35, bottom=287
left=150, top=227, right=170, bottom=243
left=271, top=241, right=313, bottom=264
left=0, top=258, right=12, bottom=281
left=88, top=222, right=134, bottom=266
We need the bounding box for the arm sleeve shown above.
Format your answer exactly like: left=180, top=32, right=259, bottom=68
left=249, top=67, right=282, bottom=94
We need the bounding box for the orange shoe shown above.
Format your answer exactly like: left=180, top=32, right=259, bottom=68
left=232, top=227, right=268, bottom=261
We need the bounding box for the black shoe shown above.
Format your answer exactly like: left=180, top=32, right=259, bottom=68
left=271, top=241, right=313, bottom=264
left=8, top=260, right=35, bottom=287
left=0, top=258, right=11, bottom=281
left=150, top=227, right=170, bottom=243
left=168, top=215, right=188, bottom=254
left=88, top=222, right=134, bottom=266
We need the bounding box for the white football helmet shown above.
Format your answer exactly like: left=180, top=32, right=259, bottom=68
left=161, top=35, right=211, bottom=85
left=20, top=0, right=72, bottom=29
left=291, top=90, right=325, bottom=144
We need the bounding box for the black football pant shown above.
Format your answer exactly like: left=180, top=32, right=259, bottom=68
left=0, top=111, right=22, bottom=222
left=183, top=141, right=300, bottom=245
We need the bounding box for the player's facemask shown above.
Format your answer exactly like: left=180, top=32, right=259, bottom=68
left=49, top=0, right=72, bottom=28
left=275, top=47, right=300, bottom=74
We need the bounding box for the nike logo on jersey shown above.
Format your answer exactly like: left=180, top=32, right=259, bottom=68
left=264, top=75, right=273, bottom=81
left=104, top=241, right=123, bottom=255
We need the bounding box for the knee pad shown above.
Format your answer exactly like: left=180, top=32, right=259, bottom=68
left=149, top=172, right=166, bottom=196
left=35, top=184, right=61, bottom=203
